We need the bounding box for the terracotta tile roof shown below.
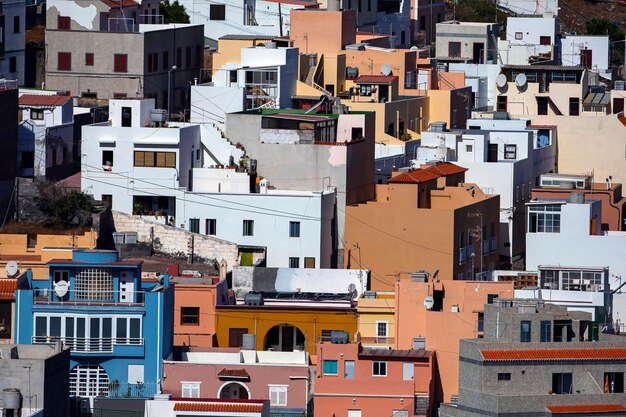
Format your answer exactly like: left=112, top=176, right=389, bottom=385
left=218, top=368, right=251, bottom=379
left=19, top=94, right=71, bottom=108
left=423, top=162, right=467, bottom=176
left=173, top=402, right=264, bottom=412
left=101, top=0, right=138, bottom=8
left=355, top=75, right=398, bottom=84
left=0, top=279, right=17, bottom=301
left=547, top=404, right=626, bottom=414
left=387, top=169, right=440, bottom=184
left=480, top=348, right=626, bottom=361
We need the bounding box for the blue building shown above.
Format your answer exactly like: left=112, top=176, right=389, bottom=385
left=14, top=250, right=174, bottom=401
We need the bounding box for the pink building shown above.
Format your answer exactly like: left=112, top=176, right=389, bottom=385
left=314, top=341, right=435, bottom=417
left=162, top=348, right=310, bottom=414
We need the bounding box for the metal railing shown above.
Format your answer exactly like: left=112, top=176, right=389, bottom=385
left=107, top=382, right=158, bottom=398
left=32, top=336, right=143, bottom=353
left=482, top=237, right=497, bottom=255
left=459, top=245, right=474, bottom=264
left=33, top=289, right=145, bottom=306
left=360, top=336, right=395, bottom=345
left=0, top=79, right=18, bottom=90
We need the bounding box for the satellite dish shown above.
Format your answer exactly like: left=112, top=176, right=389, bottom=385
left=348, top=282, right=357, bottom=294
left=381, top=64, right=392, bottom=76
left=515, top=73, right=527, bottom=88
left=5, top=261, right=19, bottom=278
left=435, top=134, right=447, bottom=161
left=495, top=73, right=507, bottom=88
left=410, top=46, right=419, bottom=51
left=424, top=296, right=435, bottom=310
left=54, top=280, right=69, bottom=298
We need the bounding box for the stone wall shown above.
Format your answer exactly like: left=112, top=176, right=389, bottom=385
left=111, top=210, right=240, bottom=271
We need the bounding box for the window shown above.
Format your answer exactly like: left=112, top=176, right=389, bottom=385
left=528, top=204, right=561, bottom=233
left=448, top=41, right=461, bottom=57
left=181, top=307, right=199, bottom=325
left=569, top=97, right=579, bottom=116
left=466, top=144, right=473, bottom=152
left=540, top=36, right=551, bottom=45
left=497, top=95, right=507, bottom=112
left=323, top=360, right=338, bottom=375
left=344, top=361, right=355, bottom=379
left=372, top=361, right=387, bottom=376
left=195, top=44, right=202, bottom=67
left=540, top=320, right=551, bottom=342
left=205, top=219, right=216, bottom=235
left=289, top=257, right=300, bottom=268
left=176, top=48, right=182, bottom=67
left=604, top=372, right=624, bottom=393
left=102, top=195, right=112, bottom=207
left=189, top=218, right=200, bottom=233
left=75, top=268, right=113, bottom=300
left=304, top=257, right=315, bottom=268
left=504, top=144, right=517, bottom=159
left=182, top=382, right=201, bottom=398
left=121, top=106, right=132, bottom=127
left=21, top=151, right=34, bottom=169
left=487, top=294, right=498, bottom=304
left=210, top=4, right=226, bottom=20
left=289, top=221, right=300, bottom=237
left=58, top=16, right=70, bottom=30
left=269, top=385, right=287, bottom=406
left=58, top=52, right=72, bottom=71
left=498, top=373, right=511, bottom=381
left=185, top=46, right=192, bottom=68
left=53, top=270, right=69, bottom=283
left=477, top=312, right=484, bottom=332
left=114, top=54, right=128, bottom=73
left=243, top=220, right=254, bottom=236
left=229, top=70, right=238, bottom=83
left=134, top=151, right=176, bottom=167
left=31, top=109, right=44, bottom=120
left=515, top=32, right=523, bottom=40
left=520, top=320, right=531, bottom=343
left=70, top=364, right=109, bottom=397
left=9, top=57, right=16, bottom=73
left=13, top=15, right=20, bottom=33
left=351, top=127, right=363, bottom=140
left=102, top=150, right=113, bottom=168
left=420, top=15, right=426, bottom=31
left=552, top=373, right=573, bottom=394
left=228, top=328, right=248, bottom=347
left=376, top=321, right=388, bottom=337
left=163, top=50, right=169, bottom=70
left=85, top=53, right=94, bottom=66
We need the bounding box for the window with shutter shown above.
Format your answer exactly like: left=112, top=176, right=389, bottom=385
left=85, top=53, right=94, bottom=66
left=58, top=52, right=71, bottom=71
left=114, top=54, right=128, bottom=73
left=58, top=16, right=71, bottom=30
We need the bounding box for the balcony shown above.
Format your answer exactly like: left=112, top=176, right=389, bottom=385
left=106, top=382, right=159, bottom=398
left=459, top=245, right=475, bottom=264
left=33, top=289, right=145, bottom=307
left=359, top=336, right=395, bottom=346
left=482, top=237, right=497, bottom=255
left=32, top=336, right=143, bottom=353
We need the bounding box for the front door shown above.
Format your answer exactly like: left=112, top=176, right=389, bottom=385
left=119, top=271, right=134, bottom=303
left=473, top=42, right=484, bottom=64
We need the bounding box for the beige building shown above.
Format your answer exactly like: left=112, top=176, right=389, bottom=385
left=436, top=21, right=499, bottom=63
left=356, top=291, right=396, bottom=349
left=344, top=162, right=500, bottom=291
left=45, top=0, right=203, bottom=113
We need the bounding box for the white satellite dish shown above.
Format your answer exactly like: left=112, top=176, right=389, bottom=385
left=424, top=296, right=434, bottom=310
left=5, top=261, right=19, bottom=278
left=515, top=73, right=527, bottom=88
left=435, top=135, right=447, bottom=161
left=348, top=282, right=357, bottom=295
left=410, top=46, right=419, bottom=51
left=54, top=280, right=69, bottom=298
left=495, top=73, right=507, bottom=88
left=381, top=64, right=393, bottom=76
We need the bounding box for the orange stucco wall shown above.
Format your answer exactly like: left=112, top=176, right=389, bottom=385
left=291, top=9, right=357, bottom=54
left=173, top=283, right=218, bottom=347
left=395, top=279, right=514, bottom=402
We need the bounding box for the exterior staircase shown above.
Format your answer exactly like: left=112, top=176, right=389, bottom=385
left=200, top=123, right=244, bottom=166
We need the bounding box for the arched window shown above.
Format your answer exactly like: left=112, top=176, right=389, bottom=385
left=70, top=364, right=109, bottom=397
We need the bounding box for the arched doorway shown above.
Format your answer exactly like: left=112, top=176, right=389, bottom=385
left=263, top=324, right=305, bottom=352
left=218, top=382, right=250, bottom=399
left=70, top=363, right=109, bottom=397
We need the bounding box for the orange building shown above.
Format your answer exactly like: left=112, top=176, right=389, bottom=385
left=314, top=340, right=435, bottom=417
left=290, top=8, right=357, bottom=54
left=344, top=162, right=500, bottom=291
left=395, top=278, right=514, bottom=403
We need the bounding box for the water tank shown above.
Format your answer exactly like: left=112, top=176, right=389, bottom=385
left=244, top=292, right=264, bottom=306
left=330, top=330, right=349, bottom=344
left=569, top=192, right=585, bottom=204
left=430, top=121, right=447, bottom=132
left=327, top=0, right=340, bottom=11
left=242, top=334, right=256, bottom=350
left=2, top=388, right=22, bottom=411
left=264, top=42, right=277, bottom=49
left=150, top=109, right=167, bottom=123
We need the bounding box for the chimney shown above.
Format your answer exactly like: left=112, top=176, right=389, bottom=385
left=219, top=259, right=228, bottom=281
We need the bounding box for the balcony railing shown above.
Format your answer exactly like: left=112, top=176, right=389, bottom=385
left=107, top=382, right=159, bottom=398
left=482, top=237, right=497, bottom=255
left=33, top=289, right=145, bottom=306
left=459, top=245, right=474, bottom=264
left=359, top=336, right=395, bottom=345
left=32, top=336, right=143, bottom=353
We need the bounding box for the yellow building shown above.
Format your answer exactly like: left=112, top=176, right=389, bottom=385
left=215, top=305, right=358, bottom=358
left=356, top=291, right=395, bottom=349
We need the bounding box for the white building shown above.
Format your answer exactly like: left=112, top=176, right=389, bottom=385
left=0, top=0, right=25, bottom=85
left=17, top=91, right=74, bottom=179
left=498, top=14, right=559, bottom=66
left=560, top=35, right=610, bottom=79
left=82, top=98, right=335, bottom=268
left=414, top=113, right=556, bottom=266
left=191, top=44, right=299, bottom=128
left=448, top=63, right=502, bottom=110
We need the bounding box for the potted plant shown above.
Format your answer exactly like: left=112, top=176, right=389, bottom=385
left=133, top=203, right=142, bottom=215
left=108, top=380, right=120, bottom=397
